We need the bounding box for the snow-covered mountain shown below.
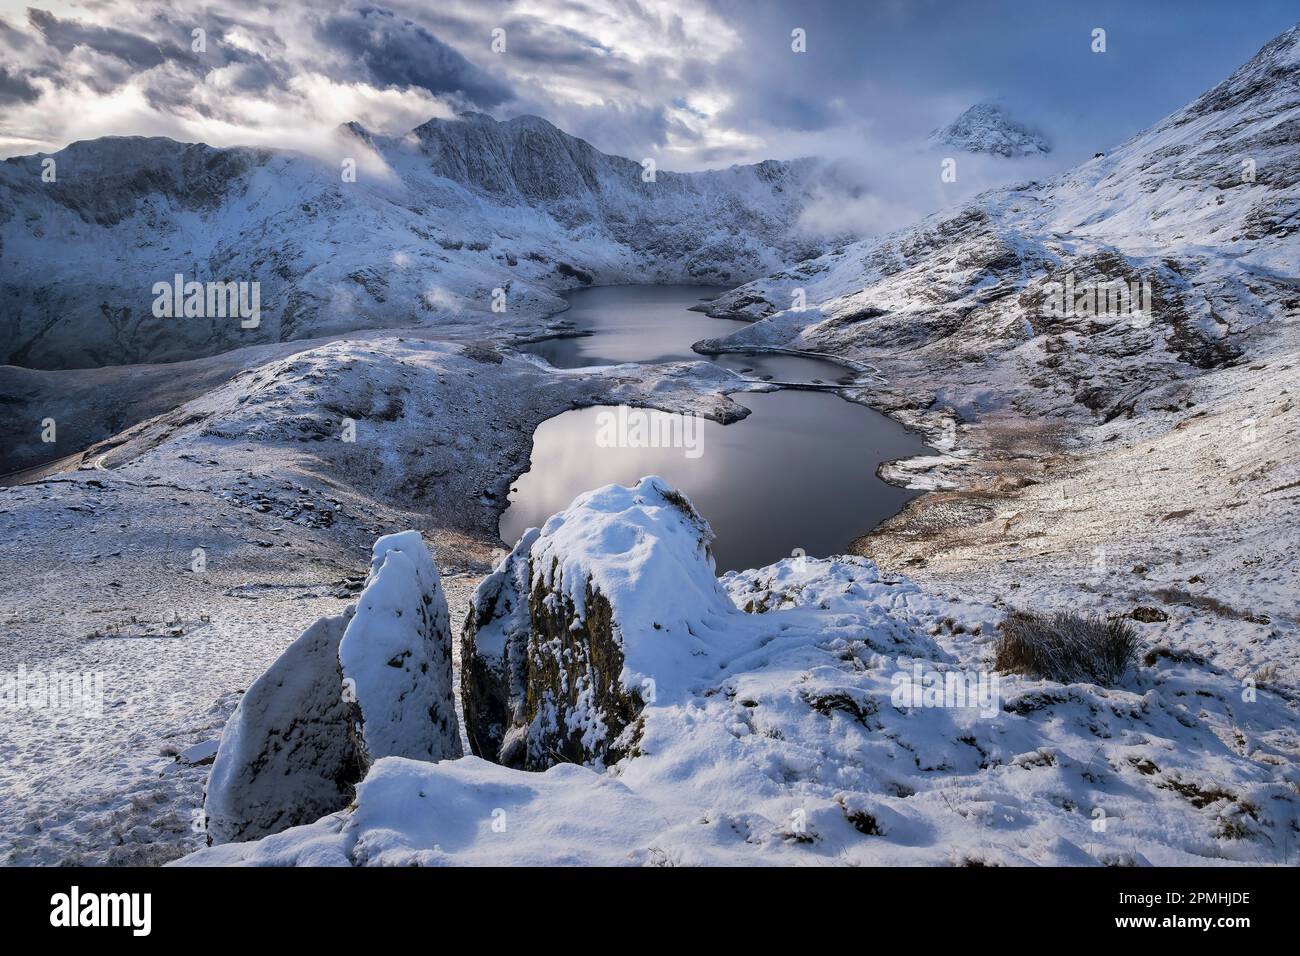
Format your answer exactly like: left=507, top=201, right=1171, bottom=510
left=2, top=24, right=1297, bottom=868
left=0, top=113, right=830, bottom=370
left=704, top=25, right=1299, bottom=438
left=696, top=25, right=1300, bottom=714
left=929, top=102, right=1051, bottom=157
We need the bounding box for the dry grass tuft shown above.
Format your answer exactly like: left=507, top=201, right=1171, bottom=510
left=995, top=610, right=1138, bottom=685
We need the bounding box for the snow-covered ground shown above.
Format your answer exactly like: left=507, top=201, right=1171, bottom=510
left=0, top=340, right=752, bottom=864
left=182, top=478, right=1297, bottom=866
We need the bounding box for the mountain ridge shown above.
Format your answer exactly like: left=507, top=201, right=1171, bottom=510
left=0, top=112, right=831, bottom=370
left=694, top=24, right=1299, bottom=665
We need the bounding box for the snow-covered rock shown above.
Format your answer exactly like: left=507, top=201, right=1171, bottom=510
left=203, top=529, right=459, bottom=845
left=462, top=476, right=735, bottom=769
left=203, top=611, right=359, bottom=845
left=929, top=102, right=1051, bottom=157
left=341, top=530, right=461, bottom=764
left=0, top=113, right=830, bottom=370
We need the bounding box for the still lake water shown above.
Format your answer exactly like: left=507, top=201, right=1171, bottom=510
left=500, top=285, right=929, bottom=574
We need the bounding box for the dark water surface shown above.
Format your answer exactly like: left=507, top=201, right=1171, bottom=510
left=502, top=285, right=928, bottom=573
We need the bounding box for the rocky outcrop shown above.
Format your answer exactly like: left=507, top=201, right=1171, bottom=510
left=517, top=571, right=643, bottom=770
left=462, top=476, right=731, bottom=770
left=340, top=530, right=462, bottom=765
left=203, top=530, right=459, bottom=844
left=460, top=529, right=536, bottom=766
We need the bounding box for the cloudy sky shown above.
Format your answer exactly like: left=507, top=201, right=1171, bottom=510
left=1, top=0, right=1296, bottom=176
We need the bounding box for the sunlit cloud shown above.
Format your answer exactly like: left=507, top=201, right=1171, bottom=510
left=1, top=0, right=1295, bottom=236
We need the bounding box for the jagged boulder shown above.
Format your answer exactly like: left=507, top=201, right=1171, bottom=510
left=204, top=530, right=460, bottom=844
left=462, top=476, right=733, bottom=770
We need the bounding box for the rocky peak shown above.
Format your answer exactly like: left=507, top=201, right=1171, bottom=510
left=1182, top=22, right=1300, bottom=119
left=930, top=102, right=1051, bottom=157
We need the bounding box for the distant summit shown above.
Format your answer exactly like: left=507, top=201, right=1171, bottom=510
left=930, top=102, right=1051, bottom=157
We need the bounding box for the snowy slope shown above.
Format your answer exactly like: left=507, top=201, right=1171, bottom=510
left=705, top=26, right=1299, bottom=396
left=0, top=113, right=830, bottom=369
left=699, top=23, right=1299, bottom=495
left=0, top=336, right=753, bottom=865
left=181, top=478, right=1299, bottom=866
left=4, top=24, right=1298, bottom=870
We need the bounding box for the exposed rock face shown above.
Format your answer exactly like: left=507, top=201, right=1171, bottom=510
left=519, top=573, right=642, bottom=770
left=462, top=476, right=730, bottom=770
left=460, top=529, right=536, bottom=766
left=203, top=611, right=359, bottom=845
left=930, top=102, right=1051, bottom=157
left=0, top=113, right=829, bottom=370
left=204, top=529, right=459, bottom=844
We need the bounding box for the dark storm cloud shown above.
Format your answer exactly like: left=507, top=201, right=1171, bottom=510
left=218, top=55, right=285, bottom=93
left=19, top=5, right=291, bottom=110
left=497, top=17, right=622, bottom=70
left=27, top=7, right=191, bottom=71
left=4, top=0, right=1298, bottom=175
left=138, top=61, right=211, bottom=115
left=372, top=3, right=659, bottom=105
left=193, top=11, right=292, bottom=91
left=0, top=16, right=34, bottom=50
left=315, top=6, right=513, bottom=106
left=0, top=66, right=39, bottom=104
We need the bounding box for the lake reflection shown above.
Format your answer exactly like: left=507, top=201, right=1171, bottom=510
left=503, top=286, right=928, bottom=573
